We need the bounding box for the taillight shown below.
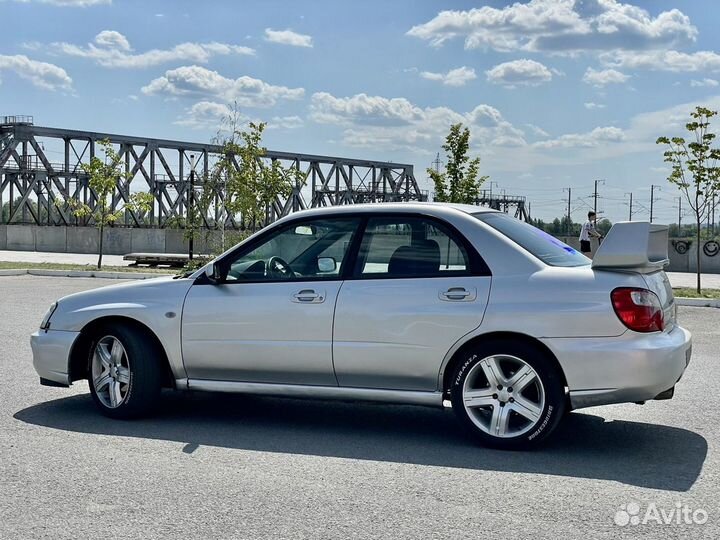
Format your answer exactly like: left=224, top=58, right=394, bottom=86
left=611, top=288, right=664, bottom=333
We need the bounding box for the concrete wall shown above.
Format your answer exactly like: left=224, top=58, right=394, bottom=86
left=2, top=225, right=720, bottom=274
left=0, top=225, right=227, bottom=256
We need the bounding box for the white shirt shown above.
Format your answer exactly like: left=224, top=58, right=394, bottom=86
left=579, top=220, right=600, bottom=242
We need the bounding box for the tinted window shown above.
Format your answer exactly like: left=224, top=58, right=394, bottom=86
left=357, top=217, right=470, bottom=277
left=475, top=212, right=590, bottom=267
left=223, top=218, right=360, bottom=282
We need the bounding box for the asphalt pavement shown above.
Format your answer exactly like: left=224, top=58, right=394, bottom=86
left=0, top=275, right=717, bottom=539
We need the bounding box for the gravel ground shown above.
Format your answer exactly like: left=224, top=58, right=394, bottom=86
left=0, top=275, right=717, bottom=539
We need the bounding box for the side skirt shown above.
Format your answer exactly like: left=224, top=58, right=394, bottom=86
left=176, top=378, right=444, bottom=407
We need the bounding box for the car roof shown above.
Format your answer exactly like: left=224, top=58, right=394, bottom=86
left=281, top=202, right=500, bottom=220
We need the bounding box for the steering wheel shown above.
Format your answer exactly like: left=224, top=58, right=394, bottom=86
left=266, top=256, right=294, bottom=279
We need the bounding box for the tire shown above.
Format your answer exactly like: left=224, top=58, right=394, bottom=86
left=450, top=340, right=566, bottom=450
left=87, top=323, right=163, bottom=419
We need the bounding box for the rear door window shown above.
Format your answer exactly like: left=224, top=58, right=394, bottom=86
left=475, top=212, right=590, bottom=267
left=356, top=216, right=471, bottom=278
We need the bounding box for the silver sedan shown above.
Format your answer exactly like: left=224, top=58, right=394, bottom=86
left=31, top=203, right=691, bottom=450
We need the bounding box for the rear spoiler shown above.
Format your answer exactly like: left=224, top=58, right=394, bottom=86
left=591, top=221, right=669, bottom=272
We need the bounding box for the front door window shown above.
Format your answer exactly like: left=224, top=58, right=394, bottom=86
left=221, top=217, right=361, bottom=282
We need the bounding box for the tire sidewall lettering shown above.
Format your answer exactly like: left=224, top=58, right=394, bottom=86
left=527, top=404, right=554, bottom=441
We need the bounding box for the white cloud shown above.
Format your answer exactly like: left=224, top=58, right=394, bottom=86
left=94, top=30, right=130, bottom=51
left=582, top=67, right=630, bottom=86
left=142, top=65, right=304, bottom=108
left=420, top=66, right=477, bottom=86
left=525, top=123, right=550, bottom=137
left=269, top=116, right=304, bottom=129
left=584, top=101, right=606, bottom=109
left=175, top=101, right=234, bottom=129
left=0, top=54, right=72, bottom=90
left=52, top=30, right=255, bottom=68
left=7, top=0, right=111, bottom=5
left=309, top=92, right=425, bottom=126
left=690, top=78, right=719, bottom=88
left=486, top=59, right=553, bottom=87
left=601, top=50, right=720, bottom=72
left=407, top=0, right=696, bottom=54
left=533, top=126, right=626, bottom=149
left=264, top=28, right=313, bottom=48
left=309, top=92, right=526, bottom=151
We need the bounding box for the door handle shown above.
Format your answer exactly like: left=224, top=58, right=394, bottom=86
left=292, top=289, right=325, bottom=303
left=439, top=287, right=476, bottom=301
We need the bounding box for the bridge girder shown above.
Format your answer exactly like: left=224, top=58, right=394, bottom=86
left=0, top=119, right=426, bottom=228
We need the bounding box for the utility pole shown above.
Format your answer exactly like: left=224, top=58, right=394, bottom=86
left=564, top=187, right=572, bottom=236
left=487, top=180, right=498, bottom=202
left=593, top=179, right=605, bottom=215
left=650, top=184, right=661, bottom=223
left=626, top=192, right=633, bottom=221
left=188, top=154, right=196, bottom=261
left=677, top=196, right=682, bottom=236
left=432, top=153, right=442, bottom=173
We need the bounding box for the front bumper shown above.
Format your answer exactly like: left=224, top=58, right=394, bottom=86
left=30, top=329, right=80, bottom=386
left=542, top=324, right=692, bottom=409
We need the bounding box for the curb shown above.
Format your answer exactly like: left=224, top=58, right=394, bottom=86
left=675, top=297, right=720, bottom=308
left=0, top=268, right=172, bottom=280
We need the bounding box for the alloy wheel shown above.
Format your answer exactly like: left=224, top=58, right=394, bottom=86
left=91, top=335, right=131, bottom=409
left=461, top=354, right=546, bottom=438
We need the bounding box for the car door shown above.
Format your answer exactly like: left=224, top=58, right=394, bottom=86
left=333, top=214, right=491, bottom=391
left=182, top=216, right=361, bottom=385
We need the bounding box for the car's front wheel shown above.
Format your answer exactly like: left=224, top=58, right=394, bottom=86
left=450, top=341, right=566, bottom=450
left=88, top=324, right=162, bottom=419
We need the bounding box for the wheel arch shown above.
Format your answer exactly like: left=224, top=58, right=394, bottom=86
left=440, top=331, right=568, bottom=397
left=69, top=315, right=175, bottom=388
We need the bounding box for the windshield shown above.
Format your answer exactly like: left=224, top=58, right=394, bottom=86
left=474, top=212, right=591, bottom=267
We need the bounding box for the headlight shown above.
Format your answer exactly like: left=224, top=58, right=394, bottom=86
left=40, top=302, right=58, bottom=330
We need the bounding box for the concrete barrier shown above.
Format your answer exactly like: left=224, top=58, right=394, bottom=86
left=6, top=225, right=35, bottom=250
left=131, top=228, right=165, bottom=253
left=66, top=227, right=98, bottom=254
left=35, top=227, right=67, bottom=252
left=165, top=229, right=188, bottom=254
left=104, top=228, right=132, bottom=255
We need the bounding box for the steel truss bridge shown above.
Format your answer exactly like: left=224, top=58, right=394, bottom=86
left=477, top=190, right=529, bottom=221
left=0, top=116, right=426, bottom=229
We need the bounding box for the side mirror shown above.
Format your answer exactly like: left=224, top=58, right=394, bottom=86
left=317, top=256, right=337, bottom=273
left=204, top=261, right=221, bottom=284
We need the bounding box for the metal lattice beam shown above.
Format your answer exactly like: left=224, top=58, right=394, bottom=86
left=0, top=118, right=426, bottom=228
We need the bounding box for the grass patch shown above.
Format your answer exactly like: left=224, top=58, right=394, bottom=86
left=0, top=261, right=173, bottom=274
left=673, top=287, right=720, bottom=299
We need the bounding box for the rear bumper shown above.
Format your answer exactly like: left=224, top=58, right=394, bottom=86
left=542, top=324, right=692, bottom=409
left=30, top=329, right=80, bottom=386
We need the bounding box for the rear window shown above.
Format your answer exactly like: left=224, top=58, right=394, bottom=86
left=474, top=212, right=591, bottom=267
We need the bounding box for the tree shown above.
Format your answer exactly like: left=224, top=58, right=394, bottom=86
left=208, top=112, right=303, bottom=235
left=657, top=106, right=720, bottom=293
left=58, top=139, right=153, bottom=269
left=428, top=123, right=488, bottom=203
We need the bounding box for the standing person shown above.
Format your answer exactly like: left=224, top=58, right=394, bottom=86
left=579, top=211, right=603, bottom=258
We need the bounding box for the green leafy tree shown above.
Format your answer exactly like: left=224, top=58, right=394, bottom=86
left=657, top=106, right=720, bottom=293
left=207, top=111, right=303, bottom=237
left=428, top=123, right=488, bottom=203
left=58, top=139, right=153, bottom=269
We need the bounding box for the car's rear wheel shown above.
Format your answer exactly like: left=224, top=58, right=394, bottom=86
left=450, top=341, right=566, bottom=450
left=88, top=324, right=162, bottom=419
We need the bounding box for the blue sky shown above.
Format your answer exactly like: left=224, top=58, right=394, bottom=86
left=1, top=0, right=719, bottom=225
